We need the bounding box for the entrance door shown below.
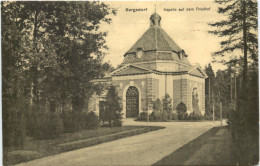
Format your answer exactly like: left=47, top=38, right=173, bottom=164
left=126, top=86, right=139, bottom=118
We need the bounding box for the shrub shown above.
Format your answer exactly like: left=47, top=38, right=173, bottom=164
left=180, top=113, right=189, bottom=120
left=151, top=111, right=161, bottom=120
left=63, top=111, right=80, bottom=132
left=31, top=111, right=64, bottom=139
left=63, top=111, right=100, bottom=132
left=138, top=112, right=151, bottom=121
left=188, top=113, right=202, bottom=120
left=3, top=107, right=26, bottom=148
left=153, top=99, right=162, bottom=112
left=176, top=102, right=187, bottom=120
left=86, top=112, right=100, bottom=129
left=160, top=110, right=169, bottom=121
left=203, top=111, right=214, bottom=120
left=171, top=112, right=178, bottom=120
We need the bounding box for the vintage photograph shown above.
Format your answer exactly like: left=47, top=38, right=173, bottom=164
left=2, top=0, right=258, bottom=165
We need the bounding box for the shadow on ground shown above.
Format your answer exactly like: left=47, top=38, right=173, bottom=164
left=153, top=126, right=235, bottom=166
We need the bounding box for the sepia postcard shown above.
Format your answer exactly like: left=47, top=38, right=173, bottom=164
left=1, top=0, right=259, bottom=165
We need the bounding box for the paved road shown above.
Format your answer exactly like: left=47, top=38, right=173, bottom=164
left=17, top=120, right=222, bottom=166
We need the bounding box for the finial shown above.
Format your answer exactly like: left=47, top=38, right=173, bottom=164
left=155, top=4, right=157, bottom=13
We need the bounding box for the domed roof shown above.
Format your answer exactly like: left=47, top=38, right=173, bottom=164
left=125, top=26, right=182, bottom=54
left=123, top=13, right=190, bottom=66
left=125, top=13, right=183, bottom=54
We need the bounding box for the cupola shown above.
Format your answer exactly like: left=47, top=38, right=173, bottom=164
left=150, top=12, right=161, bottom=27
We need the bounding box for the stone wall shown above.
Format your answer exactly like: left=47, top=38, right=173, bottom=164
left=172, top=75, right=205, bottom=115
left=88, top=73, right=205, bottom=118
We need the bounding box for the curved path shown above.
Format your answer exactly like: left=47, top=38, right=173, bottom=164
left=16, top=120, right=222, bottom=166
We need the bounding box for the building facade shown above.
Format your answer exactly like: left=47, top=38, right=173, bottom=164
left=89, top=13, right=207, bottom=118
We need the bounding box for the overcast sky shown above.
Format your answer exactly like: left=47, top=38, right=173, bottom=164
left=100, top=1, right=227, bottom=72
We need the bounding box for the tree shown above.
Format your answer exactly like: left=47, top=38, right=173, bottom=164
left=102, top=85, right=123, bottom=127
left=2, top=1, right=116, bottom=147
left=2, top=1, right=116, bottom=113
left=204, top=63, right=215, bottom=117
left=209, top=0, right=257, bottom=84
left=2, top=2, right=30, bottom=148
left=209, top=1, right=258, bottom=164
left=162, top=93, right=173, bottom=120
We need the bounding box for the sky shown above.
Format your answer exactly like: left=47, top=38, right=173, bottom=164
left=100, top=1, right=227, bottom=72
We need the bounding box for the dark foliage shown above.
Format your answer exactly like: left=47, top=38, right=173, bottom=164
left=3, top=105, right=26, bottom=148
left=153, top=99, right=162, bottom=112
left=176, top=102, right=187, bottom=120
left=2, top=1, right=115, bottom=147
left=188, top=113, right=203, bottom=120
left=162, top=94, right=173, bottom=115
left=85, top=112, right=100, bottom=129
left=150, top=111, right=160, bottom=120
left=138, top=112, right=152, bottom=121
left=62, top=111, right=99, bottom=132
left=209, top=0, right=258, bottom=164
left=168, top=112, right=178, bottom=120
left=228, top=69, right=258, bottom=165
left=31, top=111, right=64, bottom=139
left=101, top=85, right=123, bottom=127
left=209, top=0, right=258, bottom=66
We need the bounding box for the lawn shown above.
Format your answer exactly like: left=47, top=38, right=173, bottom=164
left=153, top=126, right=234, bottom=165
left=4, top=126, right=164, bottom=166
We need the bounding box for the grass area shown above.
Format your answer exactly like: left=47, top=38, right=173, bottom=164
left=4, top=126, right=164, bottom=166
left=153, top=126, right=234, bottom=165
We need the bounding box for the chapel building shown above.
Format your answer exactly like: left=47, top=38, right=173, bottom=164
left=89, top=13, right=207, bottom=118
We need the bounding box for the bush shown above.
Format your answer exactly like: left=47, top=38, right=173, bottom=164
left=86, top=112, right=100, bottom=129
left=31, top=111, right=64, bottom=139
left=176, top=102, right=187, bottom=120
left=203, top=111, right=213, bottom=120
left=176, top=102, right=187, bottom=112
left=151, top=111, right=161, bottom=120
left=63, top=111, right=80, bottom=132
left=153, top=99, right=162, bottom=112
left=160, top=110, right=168, bottom=121
left=3, top=107, right=26, bottom=148
left=138, top=112, right=151, bottom=121
left=63, top=111, right=100, bottom=132
left=179, top=113, right=188, bottom=120
left=171, top=112, right=178, bottom=120
left=150, top=111, right=178, bottom=121
left=188, top=113, right=202, bottom=120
